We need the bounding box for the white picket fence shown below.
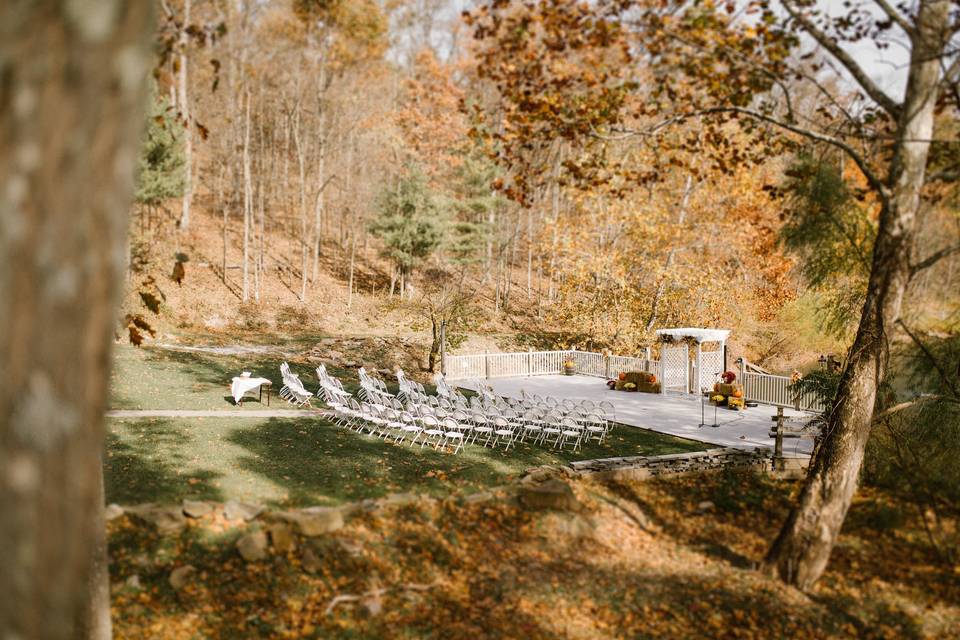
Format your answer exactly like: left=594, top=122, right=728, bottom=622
left=741, top=372, right=827, bottom=412
left=609, top=355, right=661, bottom=381
left=444, top=350, right=657, bottom=381
left=444, top=350, right=571, bottom=381
left=444, top=350, right=825, bottom=413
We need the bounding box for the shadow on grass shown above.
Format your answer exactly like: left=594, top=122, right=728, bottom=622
left=226, top=418, right=709, bottom=508
left=104, top=419, right=224, bottom=504
left=227, top=418, right=523, bottom=506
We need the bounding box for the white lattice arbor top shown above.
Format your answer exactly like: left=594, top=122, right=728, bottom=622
left=655, top=327, right=730, bottom=344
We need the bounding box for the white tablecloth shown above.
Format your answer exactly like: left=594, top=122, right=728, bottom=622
left=231, top=376, right=272, bottom=404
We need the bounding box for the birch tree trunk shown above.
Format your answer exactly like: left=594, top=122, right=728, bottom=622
left=242, top=86, right=252, bottom=302
left=763, top=0, right=951, bottom=590
left=179, top=0, right=193, bottom=231
left=291, top=90, right=308, bottom=302
left=0, top=2, right=153, bottom=638
left=311, top=60, right=328, bottom=284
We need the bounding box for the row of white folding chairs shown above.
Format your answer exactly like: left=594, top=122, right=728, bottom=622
left=325, top=384, right=603, bottom=453
left=408, top=398, right=604, bottom=452
left=472, top=394, right=613, bottom=424
left=503, top=396, right=615, bottom=425
left=316, top=364, right=352, bottom=405
left=329, top=397, right=470, bottom=453
left=477, top=403, right=608, bottom=451
left=325, top=387, right=536, bottom=453
left=432, top=372, right=454, bottom=398
left=518, top=392, right=616, bottom=418
left=357, top=367, right=391, bottom=401
left=279, top=362, right=313, bottom=406
left=396, top=369, right=428, bottom=401
left=317, top=370, right=607, bottom=452
left=430, top=394, right=612, bottom=444
left=468, top=379, right=496, bottom=401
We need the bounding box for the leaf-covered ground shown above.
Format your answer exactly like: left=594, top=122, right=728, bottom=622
left=108, top=469, right=960, bottom=639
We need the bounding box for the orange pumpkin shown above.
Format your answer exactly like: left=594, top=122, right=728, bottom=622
left=648, top=375, right=657, bottom=384
left=618, top=372, right=627, bottom=381
left=733, top=388, right=743, bottom=398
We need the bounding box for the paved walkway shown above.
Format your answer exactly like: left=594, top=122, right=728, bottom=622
left=106, top=409, right=331, bottom=419
left=458, top=374, right=814, bottom=455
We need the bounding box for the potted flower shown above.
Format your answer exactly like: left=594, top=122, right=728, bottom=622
left=624, top=382, right=637, bottom=391
left=563, top=359, right=576, bottom=376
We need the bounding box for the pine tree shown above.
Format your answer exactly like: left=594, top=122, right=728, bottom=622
left=370, top=166, right=444, bottom=296
left=135, top=89, right=186, bottom=208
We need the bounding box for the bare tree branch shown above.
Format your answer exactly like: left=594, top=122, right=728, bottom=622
left=898, top=319, right=960, bottom=398
left=873, top=0, right=915, bottom=37
left=598, top=105, right=889, bottom=201
left=872, top=395, right=956, bottom=422
left=911, top=243, right=960, bottom=275
left=782, top=1, right=903, bottom=120
left=927, top=167, right=959, bottom=182
left=939, top=54, right=960, bottom=109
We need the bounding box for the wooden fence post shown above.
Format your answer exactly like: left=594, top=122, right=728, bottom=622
left=604, top=352, right=611, bottom=379
left=773, top=407, right=784, bottom=472
left=484, top=351, right=490, bottom=380
left=527, top=349, right=532, bottom=377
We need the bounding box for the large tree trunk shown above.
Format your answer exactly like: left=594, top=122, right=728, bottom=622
left=179, top=0, right=193, bottom=231
left=762, top=0, right=950, bottom=590
left=0, top=2, right=153, bottom=638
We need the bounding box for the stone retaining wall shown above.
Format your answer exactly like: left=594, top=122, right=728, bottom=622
left=569, top=447, right=776, bottom=481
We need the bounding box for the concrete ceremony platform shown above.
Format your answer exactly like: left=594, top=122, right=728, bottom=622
left=459, top=374, right=815, bottom=456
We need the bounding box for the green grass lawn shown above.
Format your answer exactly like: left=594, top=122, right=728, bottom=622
left=109, top=344, right=369, bottom=410
left=104, top=416, right=707, bottom=507
left=107, top=343, right=709, bottom=507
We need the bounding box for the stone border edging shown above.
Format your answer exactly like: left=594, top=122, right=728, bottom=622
left=567, top=447, right=776, bottom=480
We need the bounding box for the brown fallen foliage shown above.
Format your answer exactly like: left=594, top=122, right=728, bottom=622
left=108, top=469, right=960, bottom=639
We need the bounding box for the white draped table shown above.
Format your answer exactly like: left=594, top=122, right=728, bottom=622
left=230, top=373, right=273, bottom=406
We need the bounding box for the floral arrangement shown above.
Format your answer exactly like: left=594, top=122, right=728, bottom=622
left=790, top=370, right=802, bottom=384
left=624, top=382, right=637, bottom=391
left=721, top=371, right=736, bottom=384
left=711, top=394, right=725, bottom=403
